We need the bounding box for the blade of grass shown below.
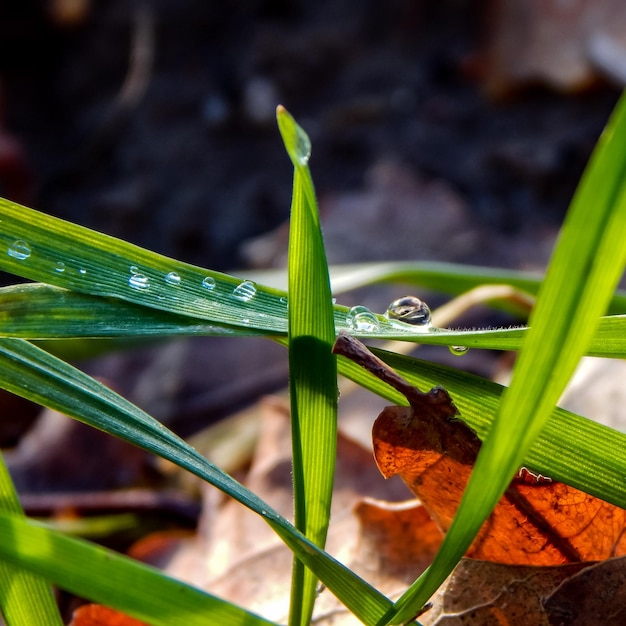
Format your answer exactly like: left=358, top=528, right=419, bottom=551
left=278, top=107, right=338, bottom=626
left=7, top=284, right=626, bottom=359
left=0, top=454, right=63, bottom=626
left=385, top=88, right=626, bottom=624
left=0, top=510, right=276, bottom=626
left=0, top=338, right=393, bottom=625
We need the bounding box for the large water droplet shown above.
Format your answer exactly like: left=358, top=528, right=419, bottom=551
left=347, top=305, right=380, bottom=332
left=165, top=271, right=181, bottom=286
left=202, top=276, right=216, bottom=290
left=449, top=345, right=469, bottom=356
left=385, top=296, right=431, bottom=326
left=232, top=280, right=257, bottom=302
left=7, top=240, right=31, bottom=260
left=295, top=126, right=312, bottom=165
left=129, top=272, right=150, bottom=290
left=54, top=261, right=66, bottom=273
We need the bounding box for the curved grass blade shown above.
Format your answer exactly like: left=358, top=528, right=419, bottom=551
left=249, top=262, right=626, bottom=316
left=0, top=454, right=63, bottom=626
left=385, top=87, right=626, bottom=625
left=0, top=338, right=393, bottom=625
left=278, top=107, right=338, bottom=626
left=5, top=284, right=626, bottom=359
left=0, top=510, right=276, bottom=626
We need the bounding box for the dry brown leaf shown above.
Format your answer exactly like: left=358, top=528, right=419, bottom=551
left=331, top=332, right=626, bottom=566
left=420, top=558, right=591, bottom=625
left=543, top=556, right=626, bottom=625
left=352, top=498, right=441, bottom=590
left=373, top=404, right=626, bottom=565
left=69, top=604, right=148, bottom=626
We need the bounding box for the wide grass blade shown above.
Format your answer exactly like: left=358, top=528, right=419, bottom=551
left=385, top=89, right=626, bottom=624
left=0, top=338, right=393, bottom=625
left=0, top=454, right=62, bottom=626
left=0, top=510, right=276, bottom=626
left=279, top=107, right=338, bottom=626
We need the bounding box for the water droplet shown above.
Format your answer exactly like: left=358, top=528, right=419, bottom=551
left=129, top=266, right=139, bottom=274
left=331, top=297, right=337, bottom=305
left=54, top=261, right=65, bottom=273
left=385, top=296, right=431, bottom=326
left=449, top=345, right=469, bottom=356
left=347, top=305, right=380, bottom=332
left=7, top=240, right=31, bottom=260
left=295, top=126, right=312, bottom=165
left=129, top=272, right=150, bottom=290
left=201, top=276, right=216, bottom=290
left=165, top=271, right=181, bottom=286
left=279, top=296, right=288, bottom=305
left=78, top=268, right=87, bottom=275
left=232, top=280, right=256, bottom=302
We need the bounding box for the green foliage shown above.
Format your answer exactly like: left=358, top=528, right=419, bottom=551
left=0, top=94, right=624, bottom=625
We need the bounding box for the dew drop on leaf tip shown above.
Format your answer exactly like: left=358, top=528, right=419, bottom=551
left=385, top=296, right=431, bottom=326
left=7, top=240, right=31, bottom=260
left=232, top=280, right=257, bottom=302
left=347, top=305, right=380, bottom=332
left=295, top=126, right=311, bottom=165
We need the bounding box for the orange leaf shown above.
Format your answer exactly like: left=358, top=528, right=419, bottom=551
left=332, top=331, right=626, bottom=567
left=69, top=604, right=148, bottom=626
left=373, top=404, right=626, bottom=565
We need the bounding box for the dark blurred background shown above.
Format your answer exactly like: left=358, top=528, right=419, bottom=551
left=0, top=0, right=624, bottom=442
left=0, top=0, right=622, bottom=274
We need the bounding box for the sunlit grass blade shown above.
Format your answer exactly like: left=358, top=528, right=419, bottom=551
left=385, top=88, right=626, bottom=624
left=279, top=107, right=338, bottom=626
left=7, top=284, right=626, bottom=363
left=250, top=261, right=626, bottom=315
left=0, top=197, right=289, bottom=332
left=0, top=510, right=276, bottom=626
left=0, top=338, right=393, bottom=625
left=0, top=454, right=63, bottom=626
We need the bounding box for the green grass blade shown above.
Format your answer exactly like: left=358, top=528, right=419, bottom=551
left=6, top=284, right=626, bottom=359
left=385, top=88, right=626, bottom=625
left=0, top=510, right=276, bottom=626
left=0, top=454, right=62, bottom=626
left=250, top=261, right=626, bottom=315
left=0, top=338, right=392, bottom=625
left=279, top=107, right=338, bottom=626
left=0, top=197, right=289, bottom=332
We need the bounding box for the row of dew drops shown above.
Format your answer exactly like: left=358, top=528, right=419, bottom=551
left=7, top=240, right=467, bottom=354
left=128, top=265, right=258, bottom=302
left=7, top=239, right=259, bottom=303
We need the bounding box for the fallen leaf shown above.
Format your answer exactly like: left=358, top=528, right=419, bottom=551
left=69, top=604, right=148, bottom=626
left=420, top=558, right=592, bottom=625
left=352, top=498, right=442, bottom=588
left=373, top=404, right=626, bottom=565
left=332, top=331, right=626, bottom=566
left=544, top=556, right=626, bottom=625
